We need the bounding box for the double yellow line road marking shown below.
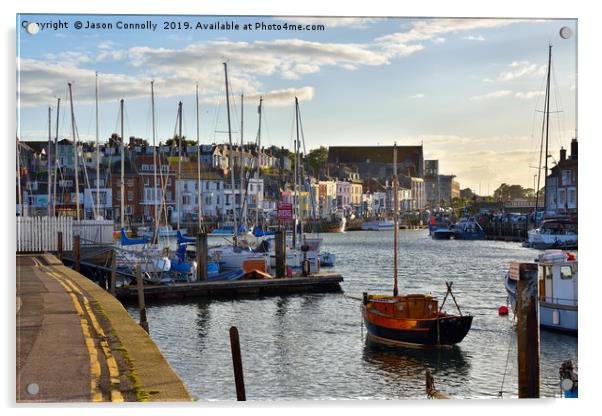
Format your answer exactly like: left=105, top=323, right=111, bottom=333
left=32, top=257, right=124, bottom=402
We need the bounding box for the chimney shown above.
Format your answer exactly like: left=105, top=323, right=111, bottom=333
left=570, top=138, right=578, bottom=160
left=559, top=147, right=566, bottom=162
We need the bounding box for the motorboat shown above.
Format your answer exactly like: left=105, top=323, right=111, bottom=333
left=505, top=250, right=577, bottom=334
left=527, top=218, right=577, bottom=249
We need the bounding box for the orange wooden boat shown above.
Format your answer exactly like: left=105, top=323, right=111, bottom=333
left=361, top=144, right=473, bottom=348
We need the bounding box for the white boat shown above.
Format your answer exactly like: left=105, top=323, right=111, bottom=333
left=118, top=249, right=172, bottom=274
left=361, top=219, right=395, bottom=231
left=505, top=250, right=577, bottom=334
left=142, top=225, right=186, bottom=239
left=527, top=219, right=577, bottom=249
left=209, top=244, right=268, bottom=270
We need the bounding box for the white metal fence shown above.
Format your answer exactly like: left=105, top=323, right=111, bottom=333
left=16, top=216, right=114, bottom=253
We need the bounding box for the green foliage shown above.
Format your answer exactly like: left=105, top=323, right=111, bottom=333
left=306, top=146, right=328, bottom=179
left=493, top=183, right=532, bottom=201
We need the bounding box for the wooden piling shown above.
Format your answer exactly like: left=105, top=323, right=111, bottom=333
left=229, top=326, right=246, bottom=401
left=517, top=262, right=540, bottom=398
left=275, top=229, right=286, bottom=278
left=57, top=231, right=63, bottom=261
left=110, top=250, right=117, bottom=296
left=73, top=234, right=80, bottom=272
left=196, top=232, right=208, bottom=281
left=136, top=265, right=149, bottom=333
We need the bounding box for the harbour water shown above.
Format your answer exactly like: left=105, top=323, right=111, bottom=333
left=126, top=230, right=577, bottom=400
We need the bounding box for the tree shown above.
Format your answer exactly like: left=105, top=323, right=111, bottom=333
left=306, top=146, right=328, bottom=179
left=493, top=183, right=531, bottom=201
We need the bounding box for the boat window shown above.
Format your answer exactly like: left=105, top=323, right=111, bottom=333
left=561, top=266, right=572, bottom=280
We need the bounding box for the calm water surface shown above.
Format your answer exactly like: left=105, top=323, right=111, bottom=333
left=126, top=230, right=577, bottom=400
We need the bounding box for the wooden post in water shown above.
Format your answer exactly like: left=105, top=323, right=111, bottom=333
left=110, top=249, right=117, bottom=296
left=74, top=234, right=80, bottom=272
left=275, top=229, right=286, bottom=278
left=136, top=265, right=149, bottom=333
left=229, top=326, right=246, bottom=401
left=196, top=231, right=208, bottom=281
left=57, top=231, right=63, bottom=261
left=517, top=262, right=540, bottom=398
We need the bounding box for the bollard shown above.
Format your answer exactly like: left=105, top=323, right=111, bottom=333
left=275, top=229, right=286, bottom=278
left=57, top=231, right=63, bottom=261
left=136, top=265, right=149, bottom=333
left=517, top=262, right=540, bottom=398
left=110, top=250, right=117, bottom=296
left=73, top=234, right=81, bottom=272
left=229, top=326, right=246, bottom=401
left=196, top=232, right=208, bottom=281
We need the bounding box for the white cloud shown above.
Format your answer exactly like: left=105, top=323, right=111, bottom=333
left=494, top=61, right=546, bottom=81
left=410, top=93, right=424, bottom=99
left=515, top=90, right=545, bottom=99
left=464, top=34, right=485, bottom=41
left=470, top=90, right=513, bottom=100
left=376, top=18, right=524, bottom=57
left=97, top=41, right=115, bottom=50
left=246, top=87, right=315, bottom=107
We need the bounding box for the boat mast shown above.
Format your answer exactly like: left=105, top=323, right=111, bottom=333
left=95, top=72, right=100, bottom=219
left=534, top=45, right=552, bottom=224
left=196, top=82, right=203, bottom=233
left=223, top=62, right=238, bottom=244
left=393, top=142, right=399, bottom=297
left=240, top=94, right=245, bottom=228
left=295, top=97, right=303, bottom=244
left=151, top=81, right=159, bottom=242
left=177, top=101, right=183, bottom=231
left=47, top=106, right=52, bottom=216
left=68, top=83, right=80, bottom=221
left=255, top=97, right=263, bottom=231
left=52, top=98, right=60, bottom=217
left=543, top=44, right=552, bottom=215
left=120, top=99, right=125, bottom=230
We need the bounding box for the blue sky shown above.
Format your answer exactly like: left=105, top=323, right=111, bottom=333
left=16, top=14, right=577, bottom=193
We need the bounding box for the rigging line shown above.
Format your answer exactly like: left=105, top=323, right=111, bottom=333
left=73, top=114, right=97, bottom=216
left=551, top=61, right=567, bottom=148
left=498, top=314, right=517, bottom=398
left=528, top=72, right=547, bottom=159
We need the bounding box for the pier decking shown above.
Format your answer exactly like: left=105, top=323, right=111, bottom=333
left=16, top=253, right=192, bottom=402
left=114, top=272, right=344, bottom=301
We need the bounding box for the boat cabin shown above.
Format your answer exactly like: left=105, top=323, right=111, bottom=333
left=366, top=294, right=439, bottom=319
left=509, top=250, right=578, bottom=307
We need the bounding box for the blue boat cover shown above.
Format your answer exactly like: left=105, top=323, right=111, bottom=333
left=177, top=230, right=196, bottom=244
left=120, top=228, right=150, bottom=246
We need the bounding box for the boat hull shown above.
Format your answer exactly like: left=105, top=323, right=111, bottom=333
left=431, top=230, right=454, bottom=240
left=362, top=305, right=473, bottom=347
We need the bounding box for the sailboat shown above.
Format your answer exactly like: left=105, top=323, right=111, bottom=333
left=361, top=144, right=473, bottom=347
left=526, top=45, right=578, bottom=249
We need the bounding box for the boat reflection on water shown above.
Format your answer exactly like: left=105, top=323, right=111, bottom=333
left=362, top=336, right=471, bottom=396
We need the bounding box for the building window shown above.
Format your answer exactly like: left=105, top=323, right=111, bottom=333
left=166, top=191, right=172, bottom=201
left=127, top=191, right=133, bottom=201
left=144, top=177, right=149, bottom=186
left=557, top=188, right=567, bottom=208
left=562, top=170, right=573, bottom=186
left=567, top=188, right=576, bottom=208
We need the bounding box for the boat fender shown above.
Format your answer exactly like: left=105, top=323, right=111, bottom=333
left=362, top=292, right=368, bottom=305
left=498, top=306, right=509, bottom=315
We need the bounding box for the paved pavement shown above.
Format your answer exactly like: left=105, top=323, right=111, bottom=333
left=16, top=253, right=192, bottom=403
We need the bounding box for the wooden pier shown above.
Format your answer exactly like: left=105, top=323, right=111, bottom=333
left=114, top=273, right=344, bottom=302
